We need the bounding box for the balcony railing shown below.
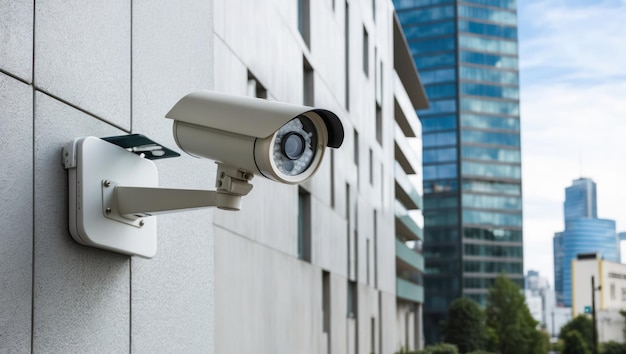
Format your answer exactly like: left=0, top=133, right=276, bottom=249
left=395, top=200, right=423, bottom=241
left=396, top=238, right=424, bottom=271
left=396, top=278, right=424, bottom=303
left=394, top=161, right=422, bottom=210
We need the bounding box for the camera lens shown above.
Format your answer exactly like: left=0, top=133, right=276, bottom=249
left=281, top=132, right=305, bottom=160
left=272, top=116, right=318, bottom=176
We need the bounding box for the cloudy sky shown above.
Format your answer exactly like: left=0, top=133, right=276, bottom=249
left=518, top=0, right=626, bottom=286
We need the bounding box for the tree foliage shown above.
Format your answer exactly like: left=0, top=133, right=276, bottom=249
left=419, top=343, right=459, bottom=354
left=562, top=330, right=590, bottom=354
left=442, top=297, right=486, bottom=353
left=559, top=315, right=593, bottom=350
left=601, top=341, right=626, bottom=354
left=485, top=274, right=543, bottom=354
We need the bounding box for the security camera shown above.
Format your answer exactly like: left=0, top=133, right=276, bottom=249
left=165, top=90, right=344, bottom=184
left=62, top=91, right=344, bottom=257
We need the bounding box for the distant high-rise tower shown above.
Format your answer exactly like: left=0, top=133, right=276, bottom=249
left=393, top=0, right=523, bottom=344
left=553, top=178, right=620, bottom=306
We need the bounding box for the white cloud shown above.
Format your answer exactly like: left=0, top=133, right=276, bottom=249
left=519, top=1, right=626, bottom=286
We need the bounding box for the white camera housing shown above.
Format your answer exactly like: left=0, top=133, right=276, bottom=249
left=166, top=91, right=344, bottom=184
left=63, top=91, right=344, bottom=257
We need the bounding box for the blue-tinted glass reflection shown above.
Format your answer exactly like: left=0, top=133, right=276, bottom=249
left=458, top=5, right=517, bottom=26
left=461, top=161, right=521, bottom=179
left=460, top=51, right=518, bottom=69
left=414, top=54, right=456, bottom=70
left=460, top=114, right=519, bottom=131
left=461, top=130, right=520, bottom=147
left=458, top=20, right=517, bottom=39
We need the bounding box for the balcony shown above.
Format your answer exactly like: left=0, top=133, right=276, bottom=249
left=394, top=161, right=422, bottom=210
left=395, top=200, right=423, bottom=241
left=396, top=278, right=424, bottom=303
left=396, top=238, right=424, bottom=272
left=394, top=123, right=421, bottom=175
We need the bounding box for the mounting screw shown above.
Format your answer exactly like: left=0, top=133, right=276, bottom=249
left=105, top=208, right=112, bottom=214
left=103, top=180, right=111, bottom=187
left=139, top=220, right=145, bottom=227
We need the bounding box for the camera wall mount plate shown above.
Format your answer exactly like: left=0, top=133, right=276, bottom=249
left=63, top=136, right=158, bottom=258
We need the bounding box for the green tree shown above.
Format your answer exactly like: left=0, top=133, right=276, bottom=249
left=562, top=330, right=590, bottom=354
left=442, top=297, right=486, bottom=353
left=601, top=341, right=626, bottom=354
left=419, top=343, right=459, bottom=354
left=485, top=274, right=542, bottom=354
left=559, top=315, right=593, bottom=350
left=531, top=329, right=551, bottom=354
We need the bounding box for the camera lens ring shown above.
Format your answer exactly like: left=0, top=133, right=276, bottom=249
left=281, top=132, right=306, bottom=160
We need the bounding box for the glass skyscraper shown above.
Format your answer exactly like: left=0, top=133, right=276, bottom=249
left=554, top=178, right=620, bottom=307
left=392, top=0, right=522, bottom=343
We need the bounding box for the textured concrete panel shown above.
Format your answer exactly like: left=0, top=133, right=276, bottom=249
left=33, top=92, right=130, bottom=352
left=215, top=228, right=322, bottom=353
left=0, top=1, right=33, bottom=82
left=130, top=0, right=214, bottom=352
left=35, top=0, right=130, bottom=130
left=0, top=73, right=32, bottom=353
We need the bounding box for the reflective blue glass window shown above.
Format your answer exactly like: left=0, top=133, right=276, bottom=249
left=458, top=21, right=517, bottom=39
left=459, top=35, right=517, bottom=55
left=424, top=196, right=458, bottom=209
left=462, top=180, right=521, bottom=195
left=419, top=99, right=457, bottom=115
left=410, top=36, right=456, bottom=55
left=424, top=210, right=459, bottom=226
left=461, top=130, right=520, bottom=147
left=460, top=97, right=519, bottom=115
left=414, top=53, right=456, bottom=70
left=461, top=161, right=521, bottom=179
left=398, top=5, right=454, bottom=24
left=460, top=51, right=518, bottom=69
left=464, top=261, right=523, bottom=274
left=393, top=0, right=453, bottom=9
left=458, top=5, right=517, bottom=26
left=460, top=113, right=519, bottom=131
left=460, top=66, right=518, bottom=85
left=423, top=147, right=457, bottom=163
left=421, top=115, right=457, bottom=132
left=462, top=193, right=521, bottom=210
left=462, top=0, right=516, bottom=10
left=404, top=21, right=455, bottom=41
left=423, top=131, right=457, bottom=147
left=420, top=68, right=456, bottom=84
left=424, top=163, right=457, bottom=180
left=426, top=84, right=457, bottom=100
left=424, top=179, right=458, bottom=193
left=463, top=227, right=522, bottom=241
left=461, top=146, right=520, bottom=163
left=461, top=83, right=519, bottom=99
left=463, top=210, right=522, bottom=227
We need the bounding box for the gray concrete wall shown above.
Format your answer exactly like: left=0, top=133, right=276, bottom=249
left=1, top=1, right=214, bottom=352
left=212, top=0, right=403, bottom=353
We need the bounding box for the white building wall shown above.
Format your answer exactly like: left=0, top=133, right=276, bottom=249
left=2, top=0, right=420, bottom=353
left=525, top=290, right=543, bottom=324
left=212, top=0, right=406, bottom=353
left=1, top=0, right=215, bottom=352
left=573, top=258, right=626, bottom=343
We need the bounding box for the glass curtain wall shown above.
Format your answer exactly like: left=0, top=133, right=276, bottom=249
left=394, top=0, right=522, bottom=343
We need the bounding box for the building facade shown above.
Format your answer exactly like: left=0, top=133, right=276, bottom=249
left=572, top=254, right=626, bottom=343
left=554, top=178, right=620, bottom=307
left=0, top=0, right=428, bottom=353
left=391, top=0, right=523, bottom=343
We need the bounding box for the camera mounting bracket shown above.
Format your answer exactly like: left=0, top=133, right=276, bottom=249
left=63, top=136, right=254, bottom=258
